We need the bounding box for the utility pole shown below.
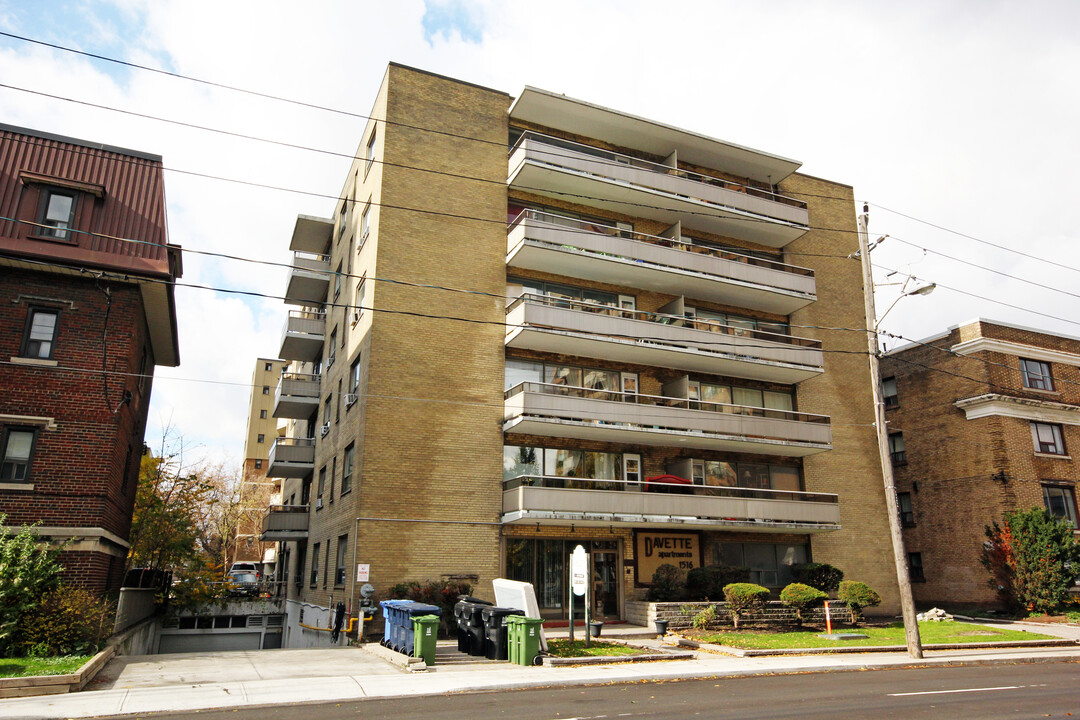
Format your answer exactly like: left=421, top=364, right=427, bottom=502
left=856, top=203, right=923, bottom=659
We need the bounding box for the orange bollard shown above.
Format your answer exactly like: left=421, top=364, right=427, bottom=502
left=824, top=600, right=832, bottom=634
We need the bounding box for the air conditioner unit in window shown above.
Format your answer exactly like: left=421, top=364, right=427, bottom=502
left=315, top=497, right=323, bottom=509
left=344, top=393, right=358, bottom=407
left=321, top=422, right=330, bottom=437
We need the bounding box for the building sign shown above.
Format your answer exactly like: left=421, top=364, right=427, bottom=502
left=356, top=564, right=370, bottom=582
left=634, top=532, right=700, bottom=583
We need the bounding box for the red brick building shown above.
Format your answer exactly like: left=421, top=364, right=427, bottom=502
left=0, top=124, right=181, bottom=593
left=881, top=318, right=1080, bottom=607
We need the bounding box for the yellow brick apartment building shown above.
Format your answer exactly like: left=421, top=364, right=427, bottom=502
left=260, top=63, right=900, bottom=637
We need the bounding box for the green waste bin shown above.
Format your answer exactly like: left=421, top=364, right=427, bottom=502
left=507, top=615, right=543, bottom=666
left=412, top=615, right=440, bottom=666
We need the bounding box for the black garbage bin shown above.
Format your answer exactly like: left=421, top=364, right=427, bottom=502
left=481, top=606, right=524, bottom=661
left=465, top=603, right=490, bottom=657
left=454, top=596, right=492, bottom=653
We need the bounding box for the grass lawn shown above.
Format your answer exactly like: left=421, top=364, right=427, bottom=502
left=546, top=639, right=649, bottom=658
left=0, top=655, right=92, bottom=678
left=689, top=621, right=1056, bottom=650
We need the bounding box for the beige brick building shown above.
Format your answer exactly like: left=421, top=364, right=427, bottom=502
left=261, top=63, right=900, bottom=642
left=881, top=318, right=1080, bottom=607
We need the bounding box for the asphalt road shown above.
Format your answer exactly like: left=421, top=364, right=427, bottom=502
left=95, top=661, right=1080, bottom=719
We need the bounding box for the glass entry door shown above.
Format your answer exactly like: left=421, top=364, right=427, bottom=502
left=592, top=545, right=619, bottom=619
left=506, top=538, right=621, bottom=620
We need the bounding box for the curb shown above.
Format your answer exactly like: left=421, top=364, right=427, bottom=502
left=674, top=636, right=1079, bottom=657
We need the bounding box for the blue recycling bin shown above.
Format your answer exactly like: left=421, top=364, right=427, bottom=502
left=379, top=600, right=441, bottom=655
left=379, top=600, right=409, bottom=649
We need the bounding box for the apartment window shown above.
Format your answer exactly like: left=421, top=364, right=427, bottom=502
left=882, top=377, right=899, bottom=409
left=342, top=443, right=354, bottom=495
left=353, top=277, right=366, bottom=324
left=888, top=433, right=906, bottom=466
left=265, top=362, right=273, bottom=372
left=1020, top=358, right=1054, bottom=391
left=350, top=357, right=361, bottom=394
left=254, top=459, right=263, bottom=470
left=908, top=552, right=925, bottom=582
left=0, top=428, right=36, bottom=482
left=260, top=410, right=267, bottom=419
left=328, top=328, right=337, bottom=367
left=330, top=455, right=336, bottom=500
left=715, top=542, right=808, bottom=587
left=257, top=434, right=265, bottom=444
left=323, top=544, right=329, bottom=588
left=262, top=385, right=270, bottom=395
left=338, top=203, right=347, bottom=241
left=334, top=261, right=343, bottom=299
left=37, top=189, right=77, bottom=240
left=317, top=466, right=326, bottom=504
left=1032, top=422, right=1066, bottom=455
left=310, top=543, right=320, bottom=586
left=1043, top=484, right=1078, bottom=529
left=323, top=395, right=332, bottom=426
left=21, top=308, right=59, bottom=359
left=336, top=379, right=343, bottom=422
left=690, top=459, right=802, bottom=492
left=359, top=203, right=371, bottom=247
left=335, top=535, right=348, bottom=586
left=897, top=491, right=915, bottom=527
left=365, top=128, right=376, bottom=176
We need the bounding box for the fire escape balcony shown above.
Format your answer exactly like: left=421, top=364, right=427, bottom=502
left=501, top=476, right=840, bottom=532
left=508, top=132, right=809, bottom=247
left=503, top=382, right=831, bottom=457
left=507, top=210, right=816, bottom=314
left=273, top=372, right=321, bottom=419
left=505, top=295, right=823, bottom=384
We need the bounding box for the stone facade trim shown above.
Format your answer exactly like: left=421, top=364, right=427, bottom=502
left=0, top=412, right=58, bottom=430
left=951, top=337, right=1080, bottom=368
left=954, top=393, right=1080, bottom=424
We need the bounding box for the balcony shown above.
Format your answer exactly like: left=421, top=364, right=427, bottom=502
left=508, top=133, right=809, bottom=247
left=279, top=310, right=325, bottom=362
left=266, top=437, right=316, bottom=478
left=289, top=214, right=333, bottom=254
left=503, top=382, right=831, bottom=457
left=507, top=211, right=815, bottom=314
left=273, top=372, right=321, bottom=419
left=502, top=476, right=839, bottom=532
left=505, top=295, right=823, bottom=384
left=284, top=252, right=330, bottom=306
left=260, top=504, right=309, bottom=542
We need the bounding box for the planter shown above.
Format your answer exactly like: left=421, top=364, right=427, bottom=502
left=589, top=621, right=603, bottom=638
left=654, top=619, right=669, bottom=636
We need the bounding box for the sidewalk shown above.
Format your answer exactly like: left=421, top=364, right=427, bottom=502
left=2, top=620, right=1078, bottom=720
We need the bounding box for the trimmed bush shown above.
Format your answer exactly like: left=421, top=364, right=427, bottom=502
left=837, top=581, right=881, bottom=624
left=685, top=565, right=750, bottom=600
left=779, top=583, right=828, bottom=626
left=722, top=583, right=769, bottom=629
left=791, top=563, right=844, bottom=593
left=647, top=564, right=685, bottom=602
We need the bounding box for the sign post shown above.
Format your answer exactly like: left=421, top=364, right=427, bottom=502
left=570, top=545, right=587, bottom=645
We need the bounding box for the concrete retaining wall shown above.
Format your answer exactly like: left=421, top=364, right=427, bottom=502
left=627, top=600, right=847, bottom=630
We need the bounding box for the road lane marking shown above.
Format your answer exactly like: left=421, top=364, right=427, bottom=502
left=889, top=686, right=1021, bottom=697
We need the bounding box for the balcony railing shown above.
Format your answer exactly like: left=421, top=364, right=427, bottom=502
left=508, top=132, right=809, bottom=246
left=505, top=294, right=823, bottom=383
left=266, top=437, right=316, bottom=478
left=507, top=210, right=815, bottom=313
left=279, top=309, right=325, bottom=362
left=261, top=504, right=310, bottom=541
left=273, top=372, right=321, bottom=419
left=284, top=251, right=331, bottom=307
left=503, top=382, right=831, bottom=457
left=501, top=475, right=840, bottom=531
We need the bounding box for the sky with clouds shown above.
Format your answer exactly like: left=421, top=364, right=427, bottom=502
left=1, top=0, right=1078, bottom=466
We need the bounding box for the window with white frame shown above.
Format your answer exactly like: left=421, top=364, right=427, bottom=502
left=1020, top=358, right=1054, bottom=391
left=335, top=535, right=348, bottom=586
left=882, top=377, right=899, bottom=408
left=37, top=189, right=77, bottom=240
left=350, top=356, right=361, bottom=394
left=342, top=443, right=354, bottom=495
left=365, top=128, right=376, bottom=176
left=353, top=277, right=366, bottom=324
left=310, top=543, right=320, bottom=586
left=360, top=203, right=371, bottom=246
left=1032, top=422, right=1066, bottom=455
left=0, top=428, right=36, bottom=482
left=1043, top=484, right=1078, bottom=528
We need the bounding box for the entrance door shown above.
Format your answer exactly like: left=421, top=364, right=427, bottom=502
left=592, top=546, right=619, bottom=619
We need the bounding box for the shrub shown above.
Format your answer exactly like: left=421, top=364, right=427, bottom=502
left=790, top=563, right=844, bottom=593
left=780, top=583, right=827, bottom=627
left=722, top=583, right=769, bottom=629
left=0, top=519, right=65, bottom=656
left=682, top=603, right=718, bottom=630
left=646, top=564, right=685, bottom=602
left=837, top=581, right=881, bottom=624
left=388, top=578, right=473, bottom=635
left=685, top=565, right=750, bottom=600
left=15, top=587, right=115, bottom=657
left=981, top=508, right=1080, bottom=614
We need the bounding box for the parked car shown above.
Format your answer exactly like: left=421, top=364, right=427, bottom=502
left=229, top=562, right=261, bottom=580
left=226, top=571, right=260, bottom=597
